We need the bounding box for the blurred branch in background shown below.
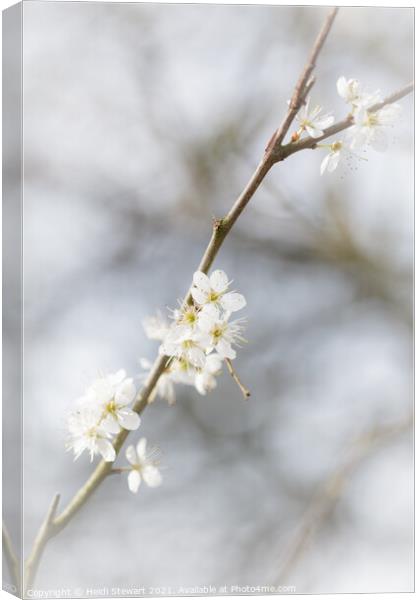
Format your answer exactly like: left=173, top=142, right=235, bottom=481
left=275, top=414, right=413, bottom=585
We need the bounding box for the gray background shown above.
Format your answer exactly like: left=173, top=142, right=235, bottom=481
left=18, top=2, right=414, bottom=594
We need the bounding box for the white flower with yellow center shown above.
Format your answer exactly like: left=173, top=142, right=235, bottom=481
left=85, top=369, right=140, bottom=434
left=198, top=313, right=245, bottom=359
left=171, top=303, right=202, bottom=335
left=191, top=270, right=246, bottom=314
left=349, top=103, right=401, bottom=152
left=125, top=438, right=162, bottom=493
left=67, top=404, right=116, bottom=462
left=160, top=326, right=211, bottom=368
left=295, top=98, right=334, bottom=139
left=318, top=140, right=366, bottom=175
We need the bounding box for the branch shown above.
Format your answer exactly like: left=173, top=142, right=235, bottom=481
left=2, top=522, right=21, bottom=594
left=274, top=81, right=414, bottom=161
left=225, top=358, right=251, bottom=399
left=267, top=6, right=339, bottom=152
left=24, top=494, right=60, bottom=593
left=48, top=6, right=342, bottom=544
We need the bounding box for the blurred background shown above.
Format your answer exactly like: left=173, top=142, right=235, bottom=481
left=13, top=2, right=415, bottom=594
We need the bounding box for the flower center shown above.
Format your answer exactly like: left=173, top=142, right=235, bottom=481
left=182, top=340, right=194, bottom=349
left=331, top=141, right=342, bottom=152
left=208, top=291, right=220, bottom=302
left=184, top=310, right=197, bottom=324
left=365, top=113, right=379, bottom=127
left=106, top=400, right=117, bottom=415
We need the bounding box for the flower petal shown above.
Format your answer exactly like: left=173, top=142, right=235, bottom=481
left=197, top=311, right=216, bottom=333
left=191, top=287, right=208, bottom=306
left=136, top=437, right=148, bottom=461
left=320, top=153, right=330, bottom=176
left=216, top=338, right=236, bottom=359
left=101, top=415, right=121, bottom=435
left=118, top=409, right=141, bottom=431
left=125, top=444, right=138, bottom=466
left=128, top=470, right=141, bottom=493
left=220, top=292, right=246, bottom=312
left=188, top=345, right=206, bottom=368
left=96, top=439, right=116, bottom=462
left=193, top=271, right=211, bottom=292
left=115, top=379, right=136, bottom=406
left=305, top=125, right=323, bottom=138
left=209, top=269, right=228, bottom=293
left=316, top=115, right=334, bottom=130
left=142, top=465, right=162, bottom=488
left=328, top=151, right=341, bottom=172
left=336, top=76, right=348, bottom=99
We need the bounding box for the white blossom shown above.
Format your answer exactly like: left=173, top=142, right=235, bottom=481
left=194, top=354, right=223, bottom=395
left=349, top=103, right=401, bottom=152
left=198, top=312, right=245, bottom=359
left=67, top=404, right=116, bottom=462
left=319, top=140, right=365, bottom=175
left=336, top=76, right=382, bottom=113
left=160, top=327, right=210, bottom=368
left=142, top=311, right=170, bottom=341
left=295, top=98, right=334, bottom=139
left=125, top=438, right=162, bottom=493
left=84, top=369, right=140, bottom=434
left=191, top=270, right=246, bottom=314
left=141, top=267, right=248, bottom=401
left=337, top=76, right=361, bottom=107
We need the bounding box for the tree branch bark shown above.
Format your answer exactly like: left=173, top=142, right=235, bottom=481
left=2, top=522, right=21, bottom=594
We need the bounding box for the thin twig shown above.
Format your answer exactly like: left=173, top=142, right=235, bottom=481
left=267, top=6, right=339, bottom=152
left=24, top=494, right=60, bottom=593
left=2, top=522, right=21, bottom=594
left=225, top=358, right=251, bottom=399
left=275, top=415, right=413, bottom=584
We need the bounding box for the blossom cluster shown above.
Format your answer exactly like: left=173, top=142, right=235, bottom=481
left=141, top=269, right=247, bottom=404
left=67, top=370, right=162, bottom=493
left=293, top=76, right=402, bottom=175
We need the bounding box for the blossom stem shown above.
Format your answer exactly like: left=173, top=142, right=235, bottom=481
left=110, top=467, right=131, bottom=474
left=225, top=358, right=251, bottom=399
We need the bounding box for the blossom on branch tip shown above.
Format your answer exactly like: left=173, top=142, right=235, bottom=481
left=349, top=103, right=401, bottom=152
left=125, top=438, right=162, bottom=493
